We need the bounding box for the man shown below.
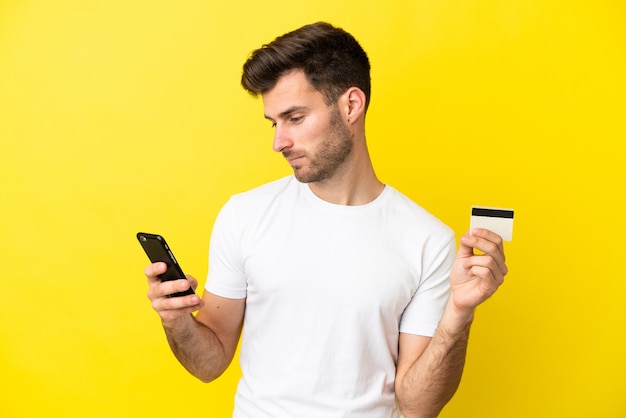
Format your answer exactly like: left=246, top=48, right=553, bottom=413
left=145, top=22, right=507, bottom=417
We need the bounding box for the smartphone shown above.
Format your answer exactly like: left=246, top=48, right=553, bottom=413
left=136, top=232, right=195, bottom=297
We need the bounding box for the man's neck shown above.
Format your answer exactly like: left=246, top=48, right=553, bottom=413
left=307, top=162, right=384, bottom=206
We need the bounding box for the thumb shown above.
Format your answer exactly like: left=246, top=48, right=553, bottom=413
left=185, top=274, right=199, bottom=291
left=457, top=231, right=474, bottom=258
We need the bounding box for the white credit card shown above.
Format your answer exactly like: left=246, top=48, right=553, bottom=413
left=470, top=206, right=514, bottom=241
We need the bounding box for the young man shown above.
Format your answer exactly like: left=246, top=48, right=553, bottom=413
left=145, top=22, right=507, bottom=417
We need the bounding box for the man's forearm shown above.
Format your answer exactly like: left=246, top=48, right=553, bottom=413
left=163, top=314, right=233, bottom=383
left=396, top=305, right=474, bottom=418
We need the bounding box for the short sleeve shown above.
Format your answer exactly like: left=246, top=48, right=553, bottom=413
left=205, top=198, right=248, bottom=299
left=399, top=236, right=456, bottom=336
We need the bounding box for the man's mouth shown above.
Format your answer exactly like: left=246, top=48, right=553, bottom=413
left=284, top=152, right=304, bottom=165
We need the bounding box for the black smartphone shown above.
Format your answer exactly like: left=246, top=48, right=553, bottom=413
left=136, top=232, right=195, bottom=297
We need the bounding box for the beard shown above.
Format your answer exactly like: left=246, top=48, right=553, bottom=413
left=291, top=106, right=353, bottom=183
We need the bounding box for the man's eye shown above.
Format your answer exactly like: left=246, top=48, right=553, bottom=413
left=289, top=116, right=303, bottom=124
left=270, top=121, right=277, bottom=128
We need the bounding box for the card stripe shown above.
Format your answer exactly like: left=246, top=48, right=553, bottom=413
left=472, top=207, right=514, bottom=218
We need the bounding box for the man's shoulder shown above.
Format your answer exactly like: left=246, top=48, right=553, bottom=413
left=383, top=186, right=454, bottom=237
left=230, top=175, right=296, bottom=201
left=220, top=176, right=298, bottom=217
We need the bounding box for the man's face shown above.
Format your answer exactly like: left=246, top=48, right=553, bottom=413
left=262, top=70, right=353, bottom=183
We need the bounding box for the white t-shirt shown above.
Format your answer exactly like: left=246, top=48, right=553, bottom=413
left=206, top=176, right=455, bottom=417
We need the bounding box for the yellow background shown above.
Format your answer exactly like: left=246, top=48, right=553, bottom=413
left=1, top=1, right=624, bottom=417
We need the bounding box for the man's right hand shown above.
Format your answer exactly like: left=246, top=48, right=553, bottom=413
left=145, top=262, right=205, bottom=324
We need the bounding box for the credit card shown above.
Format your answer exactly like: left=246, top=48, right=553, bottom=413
left=470, top=206, right=514, bottom=241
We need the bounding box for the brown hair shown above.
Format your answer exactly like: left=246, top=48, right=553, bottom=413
left=241, top=22, right=371, bottom=111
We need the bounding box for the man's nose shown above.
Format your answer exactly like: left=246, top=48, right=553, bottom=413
left=272, top=125, right=293, bottom=153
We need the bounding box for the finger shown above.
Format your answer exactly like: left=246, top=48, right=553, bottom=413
left=471, top=228, right=505, bottom=257
left=144, top=262, right=167, bottom=282
left=153, top=278, right=192, bottom=299
left=467, top=265, right=504, bottom=296
left=185, top=274, right=199, bottom=291
left=466, top=261, right=505, bottom=284
left=466, top=229, right=508, bottom=275
left=159, top=291, right=202, bottom=309
left=152, top=292, right=204, bottom=318
left=159, top=301, right=205, bottom=323
left=457, top=231, right=475, bottom=258
left=463, top=250, right=505, bottom=275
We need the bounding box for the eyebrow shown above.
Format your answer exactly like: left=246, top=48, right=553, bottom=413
left=264, top=105, right=309, bottom=121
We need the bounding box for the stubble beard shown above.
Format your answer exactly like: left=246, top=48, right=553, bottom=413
left=292, top=107, right=353, bottom=183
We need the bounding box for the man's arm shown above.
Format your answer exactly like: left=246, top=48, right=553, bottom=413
left=395, top=229, right=507, bottom=417
left=146, top=262, right=245, bottom=383
left=395, top=303, right=473, bottom=417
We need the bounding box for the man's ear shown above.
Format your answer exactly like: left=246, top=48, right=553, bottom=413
left=339, top=87, right=366, bottom=123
